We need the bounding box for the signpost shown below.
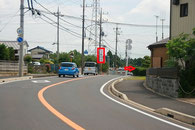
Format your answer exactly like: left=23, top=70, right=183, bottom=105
left=84, top=50, right=88, bottom=55
left=97, top=47, right=105, bottom=64
left=125, top=39, right=133, bottom=75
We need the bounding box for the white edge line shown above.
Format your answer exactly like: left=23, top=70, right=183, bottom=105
left=100, top=77, right=191, bottom=130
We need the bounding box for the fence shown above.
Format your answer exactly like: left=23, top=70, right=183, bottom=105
left=0, top=60, right=27, bottom=76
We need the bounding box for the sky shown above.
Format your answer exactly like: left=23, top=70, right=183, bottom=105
left=0, top=0, right=170, bottom=59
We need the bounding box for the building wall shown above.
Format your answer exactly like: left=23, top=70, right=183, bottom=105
left=151, top=47, right=168, bottom=68
left=171, top=0, right=195, bottom=38
left=31, top=48, right=46, bottom=55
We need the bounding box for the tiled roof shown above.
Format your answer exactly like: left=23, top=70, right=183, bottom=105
left=0, top=41, right=29, bottom=50
left=28, top=46, right=52, bottom=53
left=148, top=38, right=169, bottom=49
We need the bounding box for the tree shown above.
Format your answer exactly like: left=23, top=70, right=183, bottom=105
left=166, top=28, right=195, bottom=97
left=8, top=47, right=15, bottom=60
left=0, top=44, right=15, bottom=60
left=166, top=32, right=195, bottom=69
left=141, top=56, right=151, bottom=68
left=24, top=55, right=32, bottom=64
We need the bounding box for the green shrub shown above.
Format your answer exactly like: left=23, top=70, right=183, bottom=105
left=132, top=67, right=146, bottom=76
left=102, top=63, right=108, bottom=72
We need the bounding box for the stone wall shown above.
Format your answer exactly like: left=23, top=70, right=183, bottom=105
left=146, top=76, right=179, bottom=98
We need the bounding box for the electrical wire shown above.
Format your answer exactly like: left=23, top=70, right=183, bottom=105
left=0, top=10, right=20, bottom=32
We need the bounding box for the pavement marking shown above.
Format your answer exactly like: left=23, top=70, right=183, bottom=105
left=32, top=80, right=50, bottom=83
left=38, top=75, right=101, bottom=130
left=38, top=78, right=86, bottom=130
left=100, top=77, right=191, bottom=130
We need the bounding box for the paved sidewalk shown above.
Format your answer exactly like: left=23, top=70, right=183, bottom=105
left=115, top=79, right=195, bottom=116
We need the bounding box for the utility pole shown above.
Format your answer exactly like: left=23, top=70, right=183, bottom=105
left=99, top=8, right=102, bottom=48
left=114, top=25, right=120, bottom=70
left=95, top=0, right=98, bottom=54
left=98, top=8, right=103, bottom=74
left=81, top=0, right=86, bottom=75
left=19, top=0, right=24, bottom=77
left=57, top=7, right=60, bottom=62
left=54, top=7, right=64, bottom=63
left=125, top=42, right=128, bottom=76
left=160, top=18, right=165, bottom=40
left=154, top=15, right=159, bottom=43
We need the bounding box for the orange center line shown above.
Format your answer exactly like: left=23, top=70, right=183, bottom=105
left=38, top=75, right=102, bottom=130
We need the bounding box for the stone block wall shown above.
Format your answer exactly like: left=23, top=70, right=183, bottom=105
left=146, top=76, right=179, bottom=98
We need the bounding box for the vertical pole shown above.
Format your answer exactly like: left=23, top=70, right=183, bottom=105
left=115, top=25, right=118, bottom=70
left=19, top=0, right=24, bottom=77
left=155, top=15, right=159, bottom=43
left=81, top=0, right=85, bottom=75
left=57, top=7, right=60, bottom=63
left=125, top=42, right=128, bottom=76
left=95, top=0, right=98, bottom=54
left=99, top=8, right=102, bottom=74
left=161, top=19, right=165, bottom=40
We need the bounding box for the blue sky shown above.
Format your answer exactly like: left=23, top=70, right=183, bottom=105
left=0, top=0, right=170, bottom=58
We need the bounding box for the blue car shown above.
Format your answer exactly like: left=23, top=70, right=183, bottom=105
left=58, top=62, right=79, bottom=78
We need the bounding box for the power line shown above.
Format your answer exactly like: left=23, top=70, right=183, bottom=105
left=39, top=16, right=82, bottom=38
left=0, top=10, right=20, bottom=32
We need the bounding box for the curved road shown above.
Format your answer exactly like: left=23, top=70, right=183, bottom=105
left=0, top=75, right=193, bottom=130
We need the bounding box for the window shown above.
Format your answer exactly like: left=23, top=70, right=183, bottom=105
left=61, top=63, right=73, bottom=67
left=180, top=3, right=188, bottom=17
left=84, top=63, right=96, bottom=67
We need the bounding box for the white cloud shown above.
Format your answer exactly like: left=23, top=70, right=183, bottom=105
left=125, top=0, right=170, bottom=24
left=129, top=0, right=169, bottom=15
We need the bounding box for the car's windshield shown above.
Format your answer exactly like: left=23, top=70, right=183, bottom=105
left=61, top=63, right=73, bottom=67
left=85, top=63, right=96, bottom=67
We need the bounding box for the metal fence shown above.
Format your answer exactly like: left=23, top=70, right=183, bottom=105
left=146, top=67, right=178, bottom=79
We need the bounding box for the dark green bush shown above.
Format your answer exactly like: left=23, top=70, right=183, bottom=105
left=132, top=67, right=146, bottom=76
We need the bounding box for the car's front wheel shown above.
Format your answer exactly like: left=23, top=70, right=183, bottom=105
left=58, top=74, right=61, bottom=77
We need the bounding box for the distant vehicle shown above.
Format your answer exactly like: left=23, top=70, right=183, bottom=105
left=33, top=62, right=41, bottom=65
left=117, top=67, right=125, bottom=75
left=127, top=71, right=133, bottom=76
left=58, top=62, right=79, bottom=78
left=83, top=62, right=98, bottom=75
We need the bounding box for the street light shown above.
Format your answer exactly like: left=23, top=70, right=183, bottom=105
left=154, top=15, right=159, bottom=43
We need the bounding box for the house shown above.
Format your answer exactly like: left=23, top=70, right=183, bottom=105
left=170, top=0, right=195, bottom=38
left=0, top=41, right=29, bottom=60
left=28, top=46, right=52, bottom=60
left=148, top=38, right=169, bottom=68
left=148, top=0, right=195, bottom=68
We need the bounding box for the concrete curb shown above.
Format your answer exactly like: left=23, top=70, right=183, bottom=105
left=110, top=78, right=128, bottom=100
left=27, top=74, right=57, bottom=78
left=110, top=77, right=154, bottom=112
left=110, top=77, right=195, bottom=126
left=0, top=76, right=33, bottom=83
left=155, top=108, right=195, bottom=126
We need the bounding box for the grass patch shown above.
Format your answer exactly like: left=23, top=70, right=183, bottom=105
left=125, top=76, right=146, bottom=80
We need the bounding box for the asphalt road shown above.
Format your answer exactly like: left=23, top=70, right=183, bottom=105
left=0, top=75, right=193, bottom=130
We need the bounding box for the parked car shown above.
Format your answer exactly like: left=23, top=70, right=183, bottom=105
left=58, top=62, right=79, bottom=78
left=33, top=62, right=41, bottom=65
left=127, top=71, right=133, bottom=76
left=83, top=62, right=98, bottom=75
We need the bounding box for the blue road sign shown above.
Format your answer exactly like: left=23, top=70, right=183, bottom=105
left=84, top=50, right=88, bottom=55
left=17, top=37, right=23, bottom=43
